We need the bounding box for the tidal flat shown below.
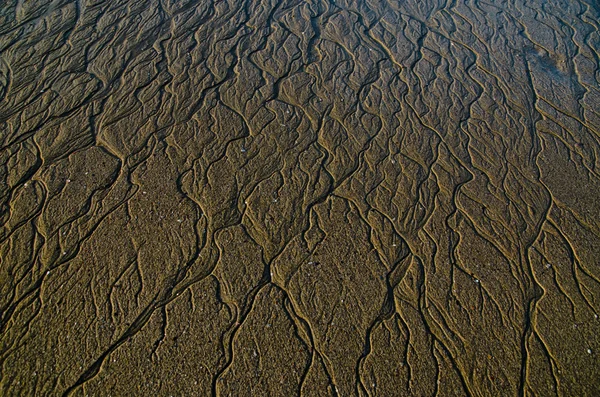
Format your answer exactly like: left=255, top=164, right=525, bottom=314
left=1, top=0, right=599, bottom=395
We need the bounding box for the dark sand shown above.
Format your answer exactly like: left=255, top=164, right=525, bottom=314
left=1, top=0, right=599, bottom=395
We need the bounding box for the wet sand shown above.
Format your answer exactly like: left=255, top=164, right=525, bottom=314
left=1, top=0, right=599, bottom=395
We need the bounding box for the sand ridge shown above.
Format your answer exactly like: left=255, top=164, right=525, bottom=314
left=0, top=0, right=599, bottom=395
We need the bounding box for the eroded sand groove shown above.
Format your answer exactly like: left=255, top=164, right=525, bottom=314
left=0, top=0, right=599, bottom=395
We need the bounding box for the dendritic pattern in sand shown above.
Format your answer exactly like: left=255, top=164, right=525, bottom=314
left=1, top=0, right=599, bottom=396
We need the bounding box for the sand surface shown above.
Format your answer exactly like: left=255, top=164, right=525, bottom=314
left=1, top=0, right=599, bottom=395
